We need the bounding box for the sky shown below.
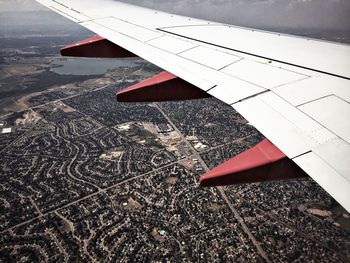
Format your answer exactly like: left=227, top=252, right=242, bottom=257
left=0, top=0, right=350, bottom=31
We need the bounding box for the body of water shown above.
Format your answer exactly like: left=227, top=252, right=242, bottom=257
left=51, top=58, right=140, bottom=75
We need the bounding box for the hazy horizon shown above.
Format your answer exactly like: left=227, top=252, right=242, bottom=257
left=0, top=0, right=349, bottom=32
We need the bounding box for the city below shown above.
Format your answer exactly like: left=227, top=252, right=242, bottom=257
left=0, top=25, right=350, bottom=262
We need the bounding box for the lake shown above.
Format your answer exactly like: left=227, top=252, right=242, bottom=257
left=51, top=58, right=140, bottom=76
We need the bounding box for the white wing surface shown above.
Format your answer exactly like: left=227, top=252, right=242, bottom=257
left=35, top=0, right=350, bottom=211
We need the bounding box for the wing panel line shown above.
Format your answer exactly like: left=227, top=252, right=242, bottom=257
left=157, top=28, right=350, bottom=80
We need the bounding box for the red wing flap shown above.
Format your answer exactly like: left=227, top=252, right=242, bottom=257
left=60, top=35, right=137, bottom=58
left=116, top=71, right=211, bottom=102
left=200, top=139, right=307, bottom=187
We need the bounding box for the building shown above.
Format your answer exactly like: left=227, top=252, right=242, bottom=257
left=156, top=123, right=173, bottom=133
left=1, top=128, right=12, bottom=134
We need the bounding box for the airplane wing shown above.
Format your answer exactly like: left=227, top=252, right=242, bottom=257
left=35, top=0, right=350, bottom=211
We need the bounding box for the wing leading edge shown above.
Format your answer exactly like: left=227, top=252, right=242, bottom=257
left=35, top=0, right=350, bottom=211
